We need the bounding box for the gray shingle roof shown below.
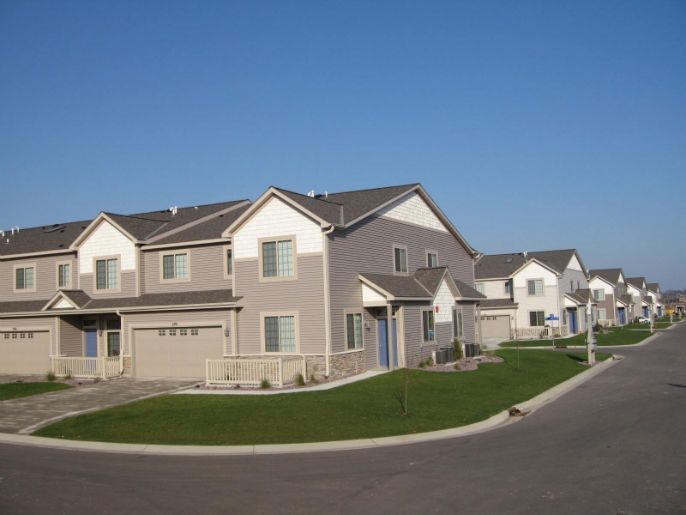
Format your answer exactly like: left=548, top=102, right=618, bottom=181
left=589, top=268, right=624, bottom=286
left=474, top=253, right=528, bottom=279
left=0, top=220, right=90, bottom=256
left=0, top=289, right=240, bottom=315
left=527, top=249, right=581, bottom=275
left=360, top=267, right=485, bottom=301
left=479, top=298, right=518, bottom=309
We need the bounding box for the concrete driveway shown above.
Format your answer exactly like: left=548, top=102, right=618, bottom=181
left=0, top=376, right=200, bottom=434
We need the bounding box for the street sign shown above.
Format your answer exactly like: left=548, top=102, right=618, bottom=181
left=545, top=314, right=559, bottom=321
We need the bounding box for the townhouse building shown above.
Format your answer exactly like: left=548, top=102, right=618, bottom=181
left=0, top=184, right=483, bottom=380
left=475, top=249, right=592, bottom=339
left=588, top=268, right=631, bottom=326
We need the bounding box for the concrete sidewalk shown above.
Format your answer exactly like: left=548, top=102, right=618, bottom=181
left=0, top=376, right=199, bottom=434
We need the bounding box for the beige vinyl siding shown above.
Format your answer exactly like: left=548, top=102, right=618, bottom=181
left=0, top=254, right=77, bottom=302
left=234, top=255, right=326, bottom=355
left=141, top=244, right=232, bottom=294
left=122, top=309, right=235, bottom=357
left=79, top=270, right=137, bottom=298
left=58, top=315, right=84, bottom=356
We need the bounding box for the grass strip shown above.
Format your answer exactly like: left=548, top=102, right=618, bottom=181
left=500, top=326, right=654, bottom=348
left=0, top=382, right=71, bottom=401
left=35, top=350, right=609, bottom=445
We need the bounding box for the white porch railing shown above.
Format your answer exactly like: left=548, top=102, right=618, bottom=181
left=206, top=356, right=306, bottom=387
left=514, top=326, right=569, bottom=340
left=51, top=356, right=120, bottom=379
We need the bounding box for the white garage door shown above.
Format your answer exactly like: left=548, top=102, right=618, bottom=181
left=480, top=315, right=511, bottom=339
left=133, top=326, right=224, bottom=378
left=0, top=331, right=51, bottom=375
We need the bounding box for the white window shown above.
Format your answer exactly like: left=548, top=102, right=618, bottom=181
left=593, top=289, right=605, bottom=301
left=422, top=309, right=435, bottom=342
left=264, top=315, right=296, bottom=352
left=162, top=252, right=188, bottom=280
left=530, top=311, right=545, bottom=326
left=346, top=313, right=363, bottom=350
left=15, top=266, right=35, bottom=291
left=528, top=279, right=544, bottom=296
left=58, top=263, right=71, bottom=288
left=598, top=308, right=607, bottom=320
left=95, top=258, right=119, bottom=290
left=261, top=239, right=294, bottom=278
left=394, top=246, right=408, bottom=273
left=475, top=283, right=484, bottom=294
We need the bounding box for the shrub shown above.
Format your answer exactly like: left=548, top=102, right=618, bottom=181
left=260, top=379, right=271, bottom=389
left=45, top=371, right=56, bottom=382
left=453, top=338, right=463, bottom=360
left=295, top=373, right=305, bottom=387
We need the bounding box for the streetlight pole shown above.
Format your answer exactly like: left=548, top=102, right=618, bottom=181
left=586, top=297, right=595, bottom=366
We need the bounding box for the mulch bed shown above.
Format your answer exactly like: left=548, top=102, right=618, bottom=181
left=411, top=354, right=504, bottom=372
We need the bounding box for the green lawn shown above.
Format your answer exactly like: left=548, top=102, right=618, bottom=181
left=35, top=350, right=609, bottom=445
left=500, top=325, right=654, bottom=348
left=0, top=381, right=71, bottom=401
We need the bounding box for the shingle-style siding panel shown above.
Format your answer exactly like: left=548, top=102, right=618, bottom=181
left=0, top=254, right=76, bottom=302
left=378, top=192, right=449, bottom=233
left=59, top=315, right=83, bottom=356
left=234, top=197, right=322, bottom=260
left=142, top=244, right=231, bottom=294
left=79, top=221, right=137, bottom=274
left=234, top=256, right=326, bottom=355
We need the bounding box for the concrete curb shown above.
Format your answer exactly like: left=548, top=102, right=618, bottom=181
left=0, top=355, right=620, bottom=456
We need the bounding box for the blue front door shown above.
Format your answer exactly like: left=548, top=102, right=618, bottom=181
left=378, top=319, right=398, bottom=368
left=619, top=309, right=626, bottom=325
left=569, top=311, right=578, bottom=334
left=85, top=328, right=98, bottom=357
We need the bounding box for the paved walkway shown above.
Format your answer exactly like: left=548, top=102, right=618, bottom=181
left=0, top=376, right=199, bottom=434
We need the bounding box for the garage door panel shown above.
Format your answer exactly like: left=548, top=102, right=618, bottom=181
left=481, top=315, right=511, bottom=339
left=0, top=332, right=51, bottom=374
left=134, top=327, right=223, bottom=378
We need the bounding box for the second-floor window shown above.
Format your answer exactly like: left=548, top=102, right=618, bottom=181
left=427, top=252, right=438, bottom=267
left=394, top=246, right=408, bottom=273
left=528, top=279, right=544, bottom=296
left=15, top=266, right=35, bottom=290
left=262, top=239, right=294, bottom=278
left=96, top=258, right=119, bottom=290
left=593, top=289, right=605, bottom=301
left=163, top=252, right=188, bottom=280
left=58, top=263, right=71, bottom=288
left=226, top=249, right=233, bottom=276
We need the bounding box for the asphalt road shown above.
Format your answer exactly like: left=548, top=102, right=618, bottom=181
left=1, top=324, right=684, bottom=514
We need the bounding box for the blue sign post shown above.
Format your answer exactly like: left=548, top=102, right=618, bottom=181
left=545, top=313, right=559, bottom=349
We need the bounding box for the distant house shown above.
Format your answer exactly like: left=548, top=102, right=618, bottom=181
left=589, top=268, right=631, bottom=326
left=0, top=184, right=483, bottom=380
left=474, top=249, right=592, bottom=339
left=626, top=277, right=650, bottom=321
left=646, top=283, right=663, bottom=317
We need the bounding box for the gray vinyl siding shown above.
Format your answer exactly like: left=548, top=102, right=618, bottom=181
left=59, top=315, right=84, bottom=356
left=0, top=254, right=77, bottom=302
left=234, top=255, right=326, bottom=355
left=79, top=270, right=137, bottom=298
left=141, top=244, right=231, bottom=294
left=327, top=215, right=476, bottom=355
left=459, top=304, right=477, bottom=344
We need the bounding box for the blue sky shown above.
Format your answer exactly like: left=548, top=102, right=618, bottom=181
left=1, top=1, right=684, bottom=289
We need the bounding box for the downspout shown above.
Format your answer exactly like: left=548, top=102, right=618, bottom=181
left=322, top=224, right=335, bottom=378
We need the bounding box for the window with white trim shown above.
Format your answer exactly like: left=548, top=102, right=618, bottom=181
left=427, top=252, right=438, bottom=268
left=529, top=311, right=545, bottom=326
left=226, top=248, right=233, bottom=276
left=593, top=289, right=605, bottom=301
left=95, top=258, right=119, bottom=290
left=15, top=266, right=35, bottom=291
left=261, top=239, right=294, bottom=278
left=527, top=279, right=544, bottom=296
left=598, top=308, right=607, bottom=320
left=475, top=283, right=484, bottom=294
left=394, top=246, right=408, bottom=273
left=162, top=252, right=188, bottom=280
left=422, top=309, right=435, bottom=342
left=264, top=315, right=296, bottom=352
left=453, top=308, right=464, bottom=339
left=346, top=313, right=363, bottom=350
